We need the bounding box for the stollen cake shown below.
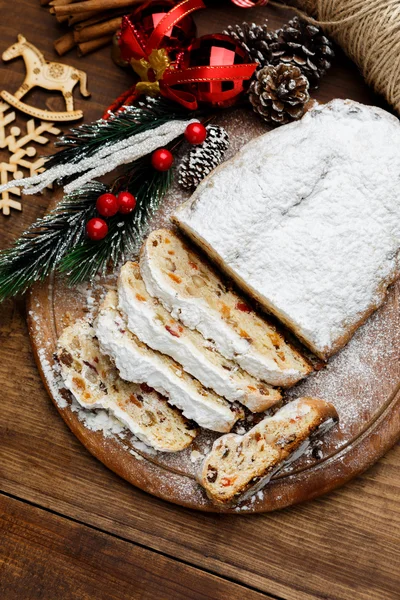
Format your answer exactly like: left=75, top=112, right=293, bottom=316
left=118, top=261, right=282, bottom=412
left=140, top=229, right=311, bottom=386
left=173, top=99, right=400, bottom=359
left=57, top=321, right=197, bottom=452
left=199, top=397, right=338, bottom=504
left=95, top=291, right=243, bottom=433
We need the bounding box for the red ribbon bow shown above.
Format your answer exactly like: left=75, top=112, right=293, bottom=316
left=113, top=0, right=258, bottom=113
left=231, top=0, right=269, bottom=6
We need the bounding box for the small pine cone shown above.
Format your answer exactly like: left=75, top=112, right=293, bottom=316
left=275, top=17, right=334, bottom=88
left=178, top=125, right=229, bottom=191
left=223, top=21, right=281, bottom=67
left=248, top=63, right=310, bottom=125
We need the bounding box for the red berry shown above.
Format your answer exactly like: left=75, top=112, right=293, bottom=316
left=117, top=191, right=137, bottom=214
left=236, top=301, right=252, bottom=313
left=96, top=193, right=119, bottom=217
left=86, top=217, right=108, bottom=241
left=184, top=122, right=207, bottom=145
left=151, top=148, right=174, bottom=171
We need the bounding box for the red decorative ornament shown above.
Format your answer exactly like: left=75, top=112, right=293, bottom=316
left=106, top=0, right=257, bottom=117
left=152, top=148, right=174, bottom=171
left=123, top=0, right=197, bottom=60
left=86, top=218, right=108, bottom=241
left=231, top=0, right=268, bottom=6
left=118, top=191, right=137, bottom=214
left=96, top=193, right=119, bottom=217
left=171, top=34, right=254, bottom=108
left=184, top=122, right=207, bottom=145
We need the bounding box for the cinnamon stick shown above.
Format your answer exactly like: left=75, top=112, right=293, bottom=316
left=77, top=34, right=113, bottom=56
left=68, top=10, right=105, bottom=26
left=53, top=0, right=141, bottom=16
left=54, top=31, right=76, bottom=55
left=73, top=16, right=122, bottom=43
left=49, top=0, right=76, bottom=6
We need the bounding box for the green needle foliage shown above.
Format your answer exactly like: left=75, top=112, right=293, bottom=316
left=46, top=96, right=191, bottom=170
left=0, top=95, right=191, bottom=302
left=0, top=158, right=172, bottom=301
left=59, top=158, right=172, bottom=285
left=0, top=183, right=104, bottom=302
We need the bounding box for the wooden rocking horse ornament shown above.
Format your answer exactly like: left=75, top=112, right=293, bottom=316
left=1, top=35, right=90, bottom=121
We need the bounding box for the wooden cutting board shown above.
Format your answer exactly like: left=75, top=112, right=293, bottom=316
left=25, top=5, right=400, bottom=513
left=26, top=103, right=400, bottom=513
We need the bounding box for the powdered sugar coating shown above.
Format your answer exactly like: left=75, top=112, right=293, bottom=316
left=174, top=100, right=400, bottom=358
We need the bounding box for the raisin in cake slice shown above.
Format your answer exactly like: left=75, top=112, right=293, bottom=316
left=173, top=100, right=400, bottom=359
left=140, top=229, right=311, bottom=386
left=95, top=291, right=242, bottom=433
left=199, top=397, right=338, bottom=505
left=57, top=321, right=197, bottom=452
left=118, top=261, right=281, bottom=412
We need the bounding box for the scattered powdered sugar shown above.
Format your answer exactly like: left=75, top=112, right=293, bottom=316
left=76, top=407, right=125, bottom=437
left=190, top=449, right=203, bottom=463
left=286, top=289, right=400, bottom=438
left=36, top=346, right=69, bottom=408
left=130, top=438, right=157, bottom=457
left=129, top=448, right=144, bottom=461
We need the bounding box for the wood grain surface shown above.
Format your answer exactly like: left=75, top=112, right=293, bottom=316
left=0, top=494, right=271, bottom=600
left=1, top=1, right=400, bottom=599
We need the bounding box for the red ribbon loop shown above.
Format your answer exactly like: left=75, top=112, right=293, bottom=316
left=119, top=14, right=147, bottom=61
left=163, top=63, right=259, bottom=86
left=231, top=0, right=269, bottom=6
left=147, top=0, right=206, bottom=53
left=112, top=0, right=258, bottom=115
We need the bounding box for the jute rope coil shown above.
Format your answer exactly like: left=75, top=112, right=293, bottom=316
left=282, top=0, right=400, bottom=114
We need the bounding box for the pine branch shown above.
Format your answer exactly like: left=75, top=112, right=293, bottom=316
left=0, top=183, right=106, bottom=302
left=0, top=99, right=191, bottom=302
left=45, top=96, right=192, bottom=170
left=59, top=158, right=172, bottom=285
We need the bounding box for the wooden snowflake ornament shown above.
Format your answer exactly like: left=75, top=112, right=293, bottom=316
left=0, top=102, right=60, bottom=215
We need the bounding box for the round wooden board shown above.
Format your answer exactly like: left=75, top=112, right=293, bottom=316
left=26, top=7, right=400, bottom=514
left=27, top=158, right=400, bottom=513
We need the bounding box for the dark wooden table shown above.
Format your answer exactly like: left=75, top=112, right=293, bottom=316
left=1, top=2, right=399, bottom=599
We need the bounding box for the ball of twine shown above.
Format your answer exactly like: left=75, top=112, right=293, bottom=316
left=286, top=0, right=400, bottom=114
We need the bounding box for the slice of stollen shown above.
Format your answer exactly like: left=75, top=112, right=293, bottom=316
left=57, top=320, right=197, bottom=452
left=95, top=291, right=243, bottom=433
left=140, top=229, right=311, bottom=387
left=118, top=261, right=281, bottom=412
left=199, top=397, right=338, bottom=505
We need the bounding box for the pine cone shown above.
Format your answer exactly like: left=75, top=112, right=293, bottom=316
left=178, top=125, right=230, bottom=191
left=223, top=21, right=281, bottom=66
left=275, top=17, right=334, bottom=88
left=248, top=63, right=310, bottom=125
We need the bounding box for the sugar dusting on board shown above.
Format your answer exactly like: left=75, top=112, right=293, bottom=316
left=287, top=289, right=400, bottom=438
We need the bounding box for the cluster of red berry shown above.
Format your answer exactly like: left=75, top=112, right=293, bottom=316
left=86, top=122, right=207, bottom=241
left=86, top=190, right=137, bottom=241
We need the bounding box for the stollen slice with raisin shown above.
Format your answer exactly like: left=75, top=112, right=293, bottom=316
left=95, top=291, right=243, bottom=433
left=199, top=397, right=338, bottom=505
left=57, top=321, right=198, bottom=452
left=140, top=229, right=312, bottom=387
left=118, top=261, right=281, bottom=412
